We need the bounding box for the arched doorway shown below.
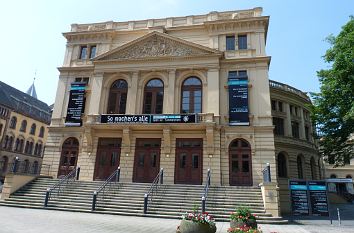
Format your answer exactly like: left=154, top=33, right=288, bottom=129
left=58, top=137, right=79, bottom=177
left=1, top=156, right=9, bottom=174
left=229, top=139, right=252, bottom=186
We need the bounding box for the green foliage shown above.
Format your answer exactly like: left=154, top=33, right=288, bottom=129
left=311, top=16, right=354, bottom=165
left=230, top=207, right=256, bottom=222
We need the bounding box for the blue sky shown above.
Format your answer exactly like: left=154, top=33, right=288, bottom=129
left=0, top=0, right=353, bottom=105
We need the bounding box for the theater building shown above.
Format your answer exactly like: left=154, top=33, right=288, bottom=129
left=42, top=7, right=320, bottom=214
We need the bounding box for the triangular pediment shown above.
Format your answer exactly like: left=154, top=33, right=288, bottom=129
left=94, top=31, right=221, bottom=61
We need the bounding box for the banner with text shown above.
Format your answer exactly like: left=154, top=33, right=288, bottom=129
left=65, top=82, right=86, bottom=127
left=228, top=72, right=249, bottom=126
left=100, top=114, right=197, bottom=124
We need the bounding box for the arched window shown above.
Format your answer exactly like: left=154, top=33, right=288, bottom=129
left=19, top=139, right=24, bottom=153
left=107, top=79, right=128, bottom=114
left=181, top=77, right=202, bottom=113
left=23, top=159, right=30, bottom=173
left=346, top=175, right=352, bottom=179
left=7, top=136, right=13, bottom=150
left=37, top=144, right=42, bottom=156
left=34, top=143, right=39, bottom=155
left=277, top=153, right=287, bottom=178
left=20, top=120, right=27, bottom=132
left=30, top=123, right=36, bottom=135
left=0, top=123, right=3, bottom=135
left=330, top=174, right=337, bottom=179
left=29, top=142, right=34, bottom=155
left=1, top=156, right=9, bottom=173
left=297, top=155, right=304, bottom=179
left=143, top=79, right=164, bottom=114
left=32, top=161, right=39, bottom=174
left=39, top=126, right=45, bottom=138
left=310, top=157, right=316, bottom=180
left=9, top=116, right=17, bottom=129
left=14, top=138, right=20, bottom=151
left=3, top=135, right=9, bottom=149
left=24, top=141, right=30, bottom=154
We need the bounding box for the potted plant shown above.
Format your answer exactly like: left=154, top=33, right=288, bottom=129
left=227, top=225, right=262, bottom=233
left=230, top=207, right=257, bottom=229
left=176, top=208, right=216, bottom=233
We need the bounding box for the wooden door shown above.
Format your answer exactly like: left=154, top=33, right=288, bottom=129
left=229, top=139, right=252, bottom=186
left=133, top=139, right=161, bottom=183
left=94, top=138, right=121, bottom=181
left=175, top=139, right=203, bottom=185
left=58, top=138, right=79, bottom=177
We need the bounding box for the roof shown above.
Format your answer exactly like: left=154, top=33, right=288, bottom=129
left=0, top=81, right=51, bottom=124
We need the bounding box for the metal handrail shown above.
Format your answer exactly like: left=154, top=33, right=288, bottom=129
left=262, top=163, right=271, bottom=183
left=143, top=168, right=164, bottom=214
left=92, top=167, right=121, bottom=211
left=201, top=169, right=211, bottom=213
left=44, top=167, right=80, bottom=207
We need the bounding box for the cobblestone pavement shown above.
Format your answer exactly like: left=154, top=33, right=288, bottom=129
left=1, top=206, right=354, bottom=233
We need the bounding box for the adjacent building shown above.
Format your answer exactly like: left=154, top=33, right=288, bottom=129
left=42, top=7, right=320, bottom=215
left=0, top=81, right=51, bottom=181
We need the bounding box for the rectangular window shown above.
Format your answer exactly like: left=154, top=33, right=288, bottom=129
left=273, top=117, right=284, bottom=136
left=305, top=126, right=310, bottom=141
left=89, top=45, right=96, bottom=59
left=238, top=35, right=247, bottom=50
left=271, top=100, right=276, bottom=111
left=278, top=102, right=283, bottom=112
left=226, top=35, right=235, bottom=50
left=291, top=121, right=300, bottom=138
left=79, top=46, right=87, bottom=59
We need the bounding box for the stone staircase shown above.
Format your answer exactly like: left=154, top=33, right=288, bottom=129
left=0, top=177, right=287, bottom=224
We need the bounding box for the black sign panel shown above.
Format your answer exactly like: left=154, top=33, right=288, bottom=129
left=100, top=114, right=197, bottom=124
left=290, top=180, right=309, bottom=216
left=65, top=82, right=86, bottom=127
left=228, top=72, right=249, bottom=126
left=308, top=181, right=329, bottom=216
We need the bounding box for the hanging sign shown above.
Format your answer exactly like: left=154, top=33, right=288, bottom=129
left=65, top=82, right=86, bottom=127
left=228, top=72, right=249, bottom=126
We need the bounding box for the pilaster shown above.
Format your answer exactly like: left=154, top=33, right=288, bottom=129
left=284, top=103, right=292, bottom=137
left=126, top=72, right=139, bottom=114
left=88, top=72, right=104, bottom=115
left=165, top=70, right=176, bottom=113
left=207, top=69, right=220, bottom=116
left=299, top=108, right=306, bottom=140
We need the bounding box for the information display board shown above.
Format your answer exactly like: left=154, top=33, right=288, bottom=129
left=289, top=180, right=310, bottom=216
left=65, top=82, right=86, bottom=127
left=228, top=72, right=249, bottom=126
left=308, top=181, right=329, bottom=216
left=100, top=114, right=197, bottom=124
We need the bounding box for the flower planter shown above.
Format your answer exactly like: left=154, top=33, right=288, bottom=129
left=230, top=218, right=257, bottom=229
left=177, top=219, right=216, bottom=233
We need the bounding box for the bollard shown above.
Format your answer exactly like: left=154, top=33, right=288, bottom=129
left=202, top=196, right=206, bottom=213
left=76, top=167, right=81, bottom=180
left=144, top=194, right=148, bottom=214
left=44, top=188, right=50, bottom=207
left=160, top=168, right=164, bottom=185
left=92, top=191, right=97, bottom=211
left=337, top=208, right=341, bottom=226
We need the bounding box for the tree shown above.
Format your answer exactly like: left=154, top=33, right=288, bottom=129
left=312, top=16, right=354, bottom=166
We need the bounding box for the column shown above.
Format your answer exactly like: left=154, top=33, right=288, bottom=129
left=88, top=72, right=104, bottom=115
left=299, top=108, right=306, bottom=140
left=207, top=69, right=220, bottom=116
left=126, top=72, right=139, bottom=114
left=164, top=70, right=176, bottom=113
left=284, top=102, right=292, bottom=137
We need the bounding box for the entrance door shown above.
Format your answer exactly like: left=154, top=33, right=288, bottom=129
left=94, top=138, right=121, bottom=181
left=58, top=137, right=79, bottom=177
left=133, top=139, right=161, bottom=183
left=229, top=139, right=252, bottom=186
left=175, top=139, right=203, bottom=185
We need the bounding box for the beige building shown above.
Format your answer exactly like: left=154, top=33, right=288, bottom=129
left=42, top=7, right=320, bottom=215
left=0, top=81, right=51, bottom=181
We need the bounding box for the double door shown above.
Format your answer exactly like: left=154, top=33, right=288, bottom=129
left=133, top=139, right=161, bottom=183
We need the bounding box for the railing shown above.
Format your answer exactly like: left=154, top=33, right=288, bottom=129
left=143, top=168, right=164, bottom=214
left=262, top=163, right=271, bottom=183
left=201, top=169, right=211, bottom=213
left=92, top=167, right=121, bottom=211
left=269, top=80, right=310, bottom=101
left=0, top=160, right=50, bottom=177
left=44, top=167, right=80, bottom=207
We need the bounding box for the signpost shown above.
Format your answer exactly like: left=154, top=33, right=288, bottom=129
left=289, top=180, right=310, bottom=216
left=65, top=82, right=86, bottom=127
left=289, top=180, right=329, bottom=217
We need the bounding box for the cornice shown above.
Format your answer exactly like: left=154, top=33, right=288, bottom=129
left=220, top=56, right=271, bottom=66
left=58, top=66, right=95, bottom=72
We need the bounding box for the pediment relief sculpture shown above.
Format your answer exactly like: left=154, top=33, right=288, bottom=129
left=96, top=32, right=220, bottom=61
